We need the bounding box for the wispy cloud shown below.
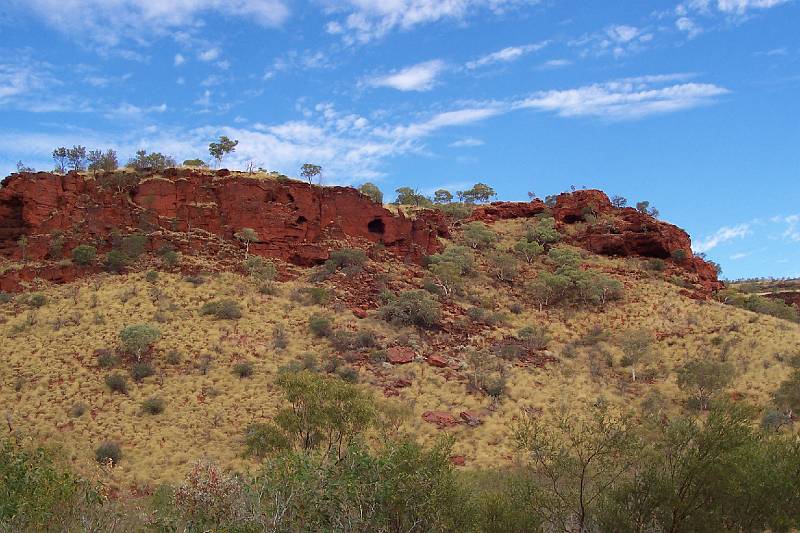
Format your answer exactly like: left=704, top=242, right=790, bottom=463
left=693, top=223, right=751, bottom=253
left=516, top=75, right=728, bottom=120
left=16, top=0, right=291, bottom=48
left=449, top=137, right=485, bottom=147
left=466, top=42, right=549, bottom=69
left=365, top=60, right=446, bottom=91
left=325, top=0, right=538, bottom=44
left=572, top=24, right=654, bottom=58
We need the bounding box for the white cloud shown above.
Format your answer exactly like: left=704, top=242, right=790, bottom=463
left=571, top=24, right=655, bottom=58
left=693, top=223, right=751, bottom=253
left=174, top=53, right=186, bottom=66
left=676, top=16, right=703, bottom=38
left=717, top=0, right=791, bottom=14
left=198, top=48, right=221, bottom=62
left=0, top=62, right=49, bottom=100
left=384, top=107, right=503, bottom=139
left=539, top=59, right=572, bottom=69
left=326, top=0, right=538, bottom=44
left=365, top=60, right=445, bottom=91
left=780, top=214, right=800, bottom=241
left=516, top=75, right=728, bottom=120
left=16, top=0, right=290, bottom=47
left=449, top=137, right=485, bottom=147
left=466, top=42, right=548, bottom=69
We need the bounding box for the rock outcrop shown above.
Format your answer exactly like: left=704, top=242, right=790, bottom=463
left=471, top=189, right=722, bottom=294
left=0, top=170, right=441, bottom=266
left=0, top=171, right=721, bottom=296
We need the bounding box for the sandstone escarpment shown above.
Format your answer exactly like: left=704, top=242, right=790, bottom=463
left=0, top=169, right=441, bottom=267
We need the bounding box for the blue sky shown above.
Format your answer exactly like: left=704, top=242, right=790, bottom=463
left=0, top=0, right=798, bottom=279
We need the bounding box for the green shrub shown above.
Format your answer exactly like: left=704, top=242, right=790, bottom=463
left=0, top=440, right=100, bottom=530
left=68, top=402, right=88, bottom=418
left=71, top=245, right=97, bottom=266
left=325, top=248, right=367, bottom=273
left=243, top=423, right=291, bottom=459
left=244, top=256, right=276, bottom=281
left=200, top=299, right=242, bottom=320
left=676, top=358, right=735, bottom=410
left=435, top=202, right=473, bottom=220
left=121, top=234, right=148, bottom=259
left=671, top=249, right=688, bottom=263
left=104, top=250, right=128, bottom=273
left=309, top=313, right=333, bottom=337
left=104, top=373, right=128, bottom=394
left=141, top=397, right=165, bottom=415
left=336, top=366, right=360, bottom=383
left=131, top=362, right=155, bottom=382
left=166, top=349, right=182, bottom=365
left=526, top=216, right=560, bottom=245
left=27, top=293, right=47, bottom=308
left=377, top=290, right=441, bottom=328
left=461, top=221, right=497, bottom=249
left=0, top=292, right=12, bottom=304
left=233, top=362, right=254, bottom=379
left=358, top=182, right=384, bottom=204
left=646, top=258, right=666, bottom=271
left=94, top=442, right=122, bottom=465
left=145, top=270, right=158, bottom=283
left=96, top=349, right=120, bottom=369
left=518, top=324, right=550, bottom=351
left=119, top=324, right=161, bottom=360
left=160, top=249, right=179, bottom=268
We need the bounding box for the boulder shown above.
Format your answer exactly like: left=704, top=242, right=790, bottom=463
left=427, top=354, right=448, bottom=368
left=387, top=346, right=415, bottom=364
left=422, top=411, right=459, bottom=428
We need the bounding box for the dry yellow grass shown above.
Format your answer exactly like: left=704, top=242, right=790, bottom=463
left=1, top=234, right=799, bottom=492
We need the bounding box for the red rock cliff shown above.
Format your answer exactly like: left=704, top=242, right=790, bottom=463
left=0, top=170, right=441, bottom=266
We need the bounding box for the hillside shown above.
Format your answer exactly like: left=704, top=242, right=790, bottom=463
left=2, top=169, right=799, bottom=502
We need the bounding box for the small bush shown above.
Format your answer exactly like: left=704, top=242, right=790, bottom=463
left=131, top=362, right=155, bottom=382
left=336, top=366, right=359, bottom=383
left=104, top=250, right=128, bottom=273
left=272, top=323, right=288, bottom=350
left=161, top=249, right=179, bottom=268
left=166, top=349, right=182, bottom=365
left=119, top=324, right=161, bottom=360
left=301, top=286, right=332, bottom=305
left=646, top=258, right=666, bottom=271
left=28, top=293, right=47, bottom=308
left=325, top=248, right=368, bottom=274
left=121, top=234, right=148, bottom=259
left=518, top=324, right=550, bottom=351
left=0, top=292, right=12, bottom=304
left=243, top=423, right=290, bottom=459
left=232, top=362, right=254, bottom=378
left=71, top=245, right=97, bottom=266
left=309, top=313, right=333, bottom=337
left=94, top=441, right=122, bottom=465
left=96, top=349, right=120, bottom=369
left=200, top=299, right=242, bottom=320
left=104, top=373, right=128, bottom=394
left=145, top=270, right=158, bottom=283
left=68, top=402, right=88, bottom=418
left=377, top=290, right=441, bottom=328
left=141, top=397, right=165, bottom=415
left=183, top=274, right=205, bottom=286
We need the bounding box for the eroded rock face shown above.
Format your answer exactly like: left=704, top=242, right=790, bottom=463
left=0, top=170, right=442, bottom=266
left=470, top=189, right=722, bottom=294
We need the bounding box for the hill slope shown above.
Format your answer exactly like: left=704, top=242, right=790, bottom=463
left=1, top=169, right=798, bottom=494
